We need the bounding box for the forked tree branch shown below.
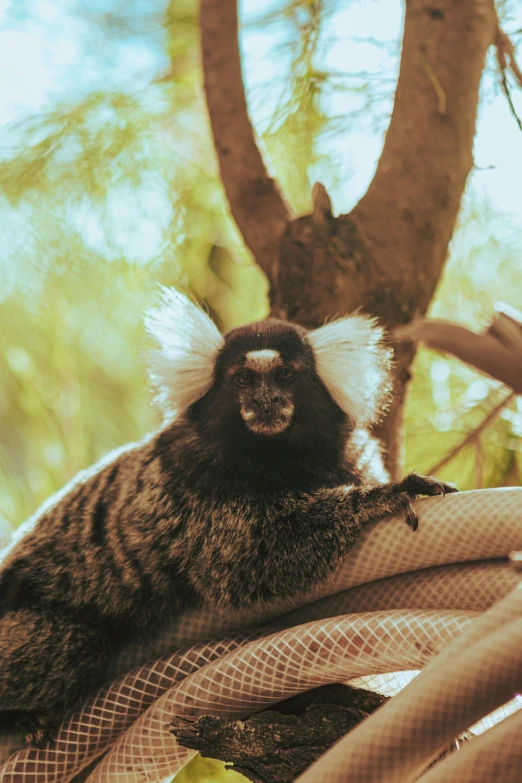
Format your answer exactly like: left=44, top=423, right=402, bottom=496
left=199, top=0, right=498, bottom=479
left=199, top=0, right=291, bottom=285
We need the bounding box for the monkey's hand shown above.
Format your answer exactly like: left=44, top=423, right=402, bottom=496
left=357, top=472, right=458, bottom=532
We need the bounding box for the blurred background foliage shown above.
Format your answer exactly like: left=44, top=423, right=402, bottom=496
left=0, top=0, right=521, bottom=779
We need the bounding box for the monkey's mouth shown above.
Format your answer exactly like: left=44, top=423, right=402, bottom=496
left=240, top=405, right=294, bottom=436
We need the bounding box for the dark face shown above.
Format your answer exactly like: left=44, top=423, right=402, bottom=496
left=228, top=349, right=297, bottom=436
left=208, top=319, right=336, bottom=439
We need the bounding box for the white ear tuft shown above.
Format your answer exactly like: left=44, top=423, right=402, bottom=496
left=308, top=315, right=393, bottom=426
left=144, top=287, right=224, bottom=419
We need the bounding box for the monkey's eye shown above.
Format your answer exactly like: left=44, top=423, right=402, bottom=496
left=234, top=369, right=254, bottom=387
left=275, top=366, right=295, bottom=384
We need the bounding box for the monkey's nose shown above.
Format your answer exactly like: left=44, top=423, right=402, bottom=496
left=253, top=394, right=279, bottom=409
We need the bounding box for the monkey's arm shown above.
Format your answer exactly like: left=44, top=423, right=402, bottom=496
left=300, top=472, right=457, bottom=534
left=188, top=474, right=457, bottom=609
left=263, top=473, right=457, bottom=600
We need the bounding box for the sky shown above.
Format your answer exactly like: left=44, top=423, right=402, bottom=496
left=0, top=0, right=521, bottom=239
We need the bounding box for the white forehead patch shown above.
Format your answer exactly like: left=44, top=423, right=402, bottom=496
left=245, top=349, right=281, bottom=372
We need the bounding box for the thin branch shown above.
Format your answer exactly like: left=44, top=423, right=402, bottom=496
left=427, top=392, right=516, bottom=475
left=199, top=0, right=291, bottom=285
left=495, top=26, right=522, bottom=87
left=495, top=24, right=522, bottom=132
left=499, top=68, right=522, bottom=131
left=474, top=437, right=484, bottom=489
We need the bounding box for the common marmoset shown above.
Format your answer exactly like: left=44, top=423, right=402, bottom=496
left=0, top=289, right=455, bottom=744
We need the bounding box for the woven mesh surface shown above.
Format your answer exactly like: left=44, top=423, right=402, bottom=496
left=87, top=611, right=475, bottom=783
left=296, top=588, right=522, bottom=782
left=416, top=706, right=522, bottom=783
left=0, top=487, right=520, bottom=782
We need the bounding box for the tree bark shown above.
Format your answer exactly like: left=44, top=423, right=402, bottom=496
left=170, top=684, right=387, bottom=783
left=199, top=0, right=291, bottom=282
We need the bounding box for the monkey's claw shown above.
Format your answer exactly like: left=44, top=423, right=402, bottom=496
left=399, top=473, right=458, bottom=499
left=388, top=474, right=458, bottom=533
left=401, top=498, right=419, bottom=531
left=439, top=481, right=459, bottom=495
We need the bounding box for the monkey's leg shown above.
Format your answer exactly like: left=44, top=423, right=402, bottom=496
left=0, top=607, right=110, bottom=746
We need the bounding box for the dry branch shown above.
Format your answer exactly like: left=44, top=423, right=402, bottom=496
left=170, top=684, right=387, bottom=783
left=495, top=24, right=522, bottom=131
left=394, top=305, right=522, bottom=394
left=199, top=0, right=290, bottom=285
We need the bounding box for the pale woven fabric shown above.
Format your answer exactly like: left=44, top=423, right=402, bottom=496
left=0, top=487, right=520, bottom=782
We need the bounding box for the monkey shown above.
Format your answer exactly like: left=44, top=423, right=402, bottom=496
left=0, top=288, right=456, bottom=745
